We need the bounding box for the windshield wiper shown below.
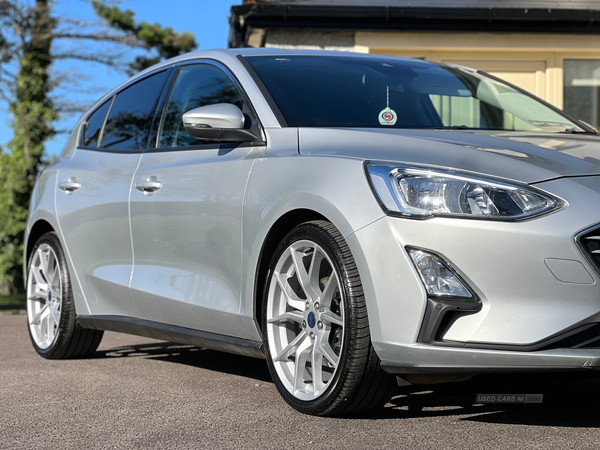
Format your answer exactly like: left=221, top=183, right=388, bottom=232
left=558, top=127, right=598, bottom=135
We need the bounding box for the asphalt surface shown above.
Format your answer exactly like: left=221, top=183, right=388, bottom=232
left=3, top=313, right=600, bottom=449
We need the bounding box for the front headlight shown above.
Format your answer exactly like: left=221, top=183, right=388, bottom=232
left=366, top=162, right=561, bottom=220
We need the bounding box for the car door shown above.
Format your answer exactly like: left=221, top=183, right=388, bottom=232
left=129, top=62, right=265, bottom=337
left=55, top=69, right=170, bottom=317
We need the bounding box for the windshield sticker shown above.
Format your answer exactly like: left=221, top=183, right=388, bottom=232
left=379, top=86, right=397, bottom=126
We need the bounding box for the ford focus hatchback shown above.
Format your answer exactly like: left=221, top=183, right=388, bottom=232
left=24, top=49, right=600, bottom=416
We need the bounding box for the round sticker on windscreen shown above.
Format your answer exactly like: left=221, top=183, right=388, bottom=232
left=379, top=107, right=397, bottom=126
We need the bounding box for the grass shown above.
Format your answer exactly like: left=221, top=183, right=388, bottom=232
left=0, top=293, right=26, bottom=304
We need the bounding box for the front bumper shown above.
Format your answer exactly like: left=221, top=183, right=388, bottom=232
left=346, top=175, right=600, bottom=373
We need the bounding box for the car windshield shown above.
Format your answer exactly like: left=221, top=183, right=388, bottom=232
left=246, top=55, right=585, bottom=133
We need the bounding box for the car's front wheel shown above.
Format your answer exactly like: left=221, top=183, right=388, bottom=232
left=263, top=220, right=397, bottom=416
left=26, top=232, right=103, bottom=359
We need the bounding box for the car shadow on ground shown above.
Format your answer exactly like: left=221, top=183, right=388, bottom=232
left=374, top=371, right=600, bottom=427
left=94, top=342, right=600, bottom=426
left=95, top=341, right=272, bottom=383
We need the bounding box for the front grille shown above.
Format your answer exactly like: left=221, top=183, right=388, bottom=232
left=576, top=225, right=600, bottom=272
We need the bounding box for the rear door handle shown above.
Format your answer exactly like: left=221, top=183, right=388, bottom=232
left=136, top=176, right=162, bottom=196
left=58, top=177, right=80, bottom=194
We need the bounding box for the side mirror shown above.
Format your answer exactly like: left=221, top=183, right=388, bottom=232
left=182, top=103, right=258, bottom=142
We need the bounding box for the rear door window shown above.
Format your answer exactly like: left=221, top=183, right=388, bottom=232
left=100, top=70, right=169, bottom=151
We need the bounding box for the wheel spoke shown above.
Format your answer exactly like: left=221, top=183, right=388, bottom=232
left=30, top=288, right=48, bottom=303
left=318, top=339, right=339, bottom=369
left=48, top=263, right=59, bottom=291
left=311, top=339, right=325, bottom=394
left=293, top=335, right=312, bottom=394
left=274, top=330, right=307, bottom=362
left=268, top=310, right=303, bottom=324
left=31, top=303, right=50, bottom=326
left=290, top=247, right=317, bottom=301
left=39, top=248, right=50, bottom=282
left=31, top=264, right=48, bottom=290
left=319, top=271, right=338, bottom=308
left=49, top=301, right=60, bottom=325
left=321, top=310, right=343, bottom=327
left=39, top=310, right=49, bottom=344
left=274, top=272, right=305, bottom=311
left=307, top=248, right=325, bottom=298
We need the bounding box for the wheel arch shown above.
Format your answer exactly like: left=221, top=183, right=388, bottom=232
left=26, top=219, right=56, bottom=268
left=253, top=208, right=327, bottom=333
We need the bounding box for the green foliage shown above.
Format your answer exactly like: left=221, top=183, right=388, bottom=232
left=0, top=292, right=26, bottom=304
left=0, top=0, right=55, bottom=295
left=0, top=0, right=198, bottom=294
left=93, top=0, right=197, bottom=74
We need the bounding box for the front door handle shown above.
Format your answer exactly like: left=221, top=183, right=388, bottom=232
left=58, top=177, right=80, bottom=194
left=136, top=175, right=162, bottom=196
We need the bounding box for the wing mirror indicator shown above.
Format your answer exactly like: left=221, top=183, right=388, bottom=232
left=182, top=103, right=258, bottom=143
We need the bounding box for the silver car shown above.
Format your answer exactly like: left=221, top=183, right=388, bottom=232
left=24, top=49, right=600, bottom=416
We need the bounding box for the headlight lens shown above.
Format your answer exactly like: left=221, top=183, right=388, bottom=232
left=367, top=163, right=560, bottom=220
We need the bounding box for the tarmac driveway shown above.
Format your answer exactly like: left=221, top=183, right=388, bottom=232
left=2, top=313, right=600, bottom=449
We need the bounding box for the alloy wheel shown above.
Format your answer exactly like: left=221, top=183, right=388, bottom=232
left=266, top=239, right=345, bottom=401
left=27, top=243, right=62, bottom=349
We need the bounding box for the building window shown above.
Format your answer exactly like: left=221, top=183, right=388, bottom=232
left=564, top=60, right=600, bottom=129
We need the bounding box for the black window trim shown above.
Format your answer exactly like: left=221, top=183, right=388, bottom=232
left=77, top=67, right=173, bottom=154
left=237, top=54, right=288, bottom=128
left=146, top=57, right=266, bottom=154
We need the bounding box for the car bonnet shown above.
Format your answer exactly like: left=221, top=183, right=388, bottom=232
left=298, top=128, right=600, bottom=184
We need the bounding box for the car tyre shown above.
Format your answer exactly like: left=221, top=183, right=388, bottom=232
left=26, top=232, right=103, bottom=359
left=263, top=220, right=397, bottom=416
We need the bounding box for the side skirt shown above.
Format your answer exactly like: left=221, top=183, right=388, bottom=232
left=77, top=315, right=265, bottom=359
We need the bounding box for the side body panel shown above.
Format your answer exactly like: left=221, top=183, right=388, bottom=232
left=129, top=145, right=263, bottom=337
left=55, top=148, right=141, bottom=317
left=240, top=129, right=386, bottom=340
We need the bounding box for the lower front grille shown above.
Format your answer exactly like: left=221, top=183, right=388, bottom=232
left=541, top=323, right=600, bottom=350
left=576, top=225, right=600, bottom=272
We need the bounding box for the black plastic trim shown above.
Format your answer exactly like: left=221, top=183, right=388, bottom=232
left=406, top=246, right=482, bottom=345
left=147, top=66, right=177, bottom=149
left=77, top=315, right=265, bottom=359
left=141, top=140, right=267, bottom=154
left=237, top=54, right=288, bottom=127
left=575, top=223, right=600, bottom=277
left=432, top=323, right=600, bottom=352
left=380, top=362, right=592, bottom=375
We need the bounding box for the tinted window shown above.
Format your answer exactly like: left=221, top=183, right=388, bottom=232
left=100, top=70, right=168, bottom=151
left=246, top=55, right=583, bottom=133
left=82, top=99, right=111, bottom=147
left=158, top=64, right=245, bottom=148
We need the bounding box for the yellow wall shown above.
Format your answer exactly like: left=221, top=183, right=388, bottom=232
left=356, top=32, right=600, bottom=110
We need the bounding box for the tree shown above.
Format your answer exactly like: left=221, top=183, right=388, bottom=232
left=92, top=0, right=197, bottom=75
left=0, top=0, right=197, bottom=294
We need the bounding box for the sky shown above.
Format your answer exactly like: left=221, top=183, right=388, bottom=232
left=0, top=0, right=241, bottom=157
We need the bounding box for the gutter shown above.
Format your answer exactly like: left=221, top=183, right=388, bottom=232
left=229, top=4, right=600, bottom=47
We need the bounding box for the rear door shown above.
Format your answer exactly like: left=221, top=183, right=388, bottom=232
left=55, top=69, right=170, bottom=317
left=129, top=61, right=265, bottom=337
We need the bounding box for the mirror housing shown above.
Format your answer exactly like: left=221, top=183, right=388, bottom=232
left=182, top=103, right=258, bottom=142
